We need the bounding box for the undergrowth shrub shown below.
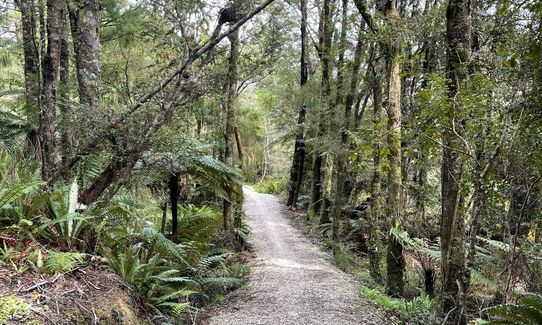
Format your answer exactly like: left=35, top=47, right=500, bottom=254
left=477, top=292, right=542, bottom=324
left=253, top=176, right=286, bottom=194
left=360, top=285, right=439, bottom=324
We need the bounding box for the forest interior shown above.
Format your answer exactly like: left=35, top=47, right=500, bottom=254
left=0, top=0, right=541, bottom=324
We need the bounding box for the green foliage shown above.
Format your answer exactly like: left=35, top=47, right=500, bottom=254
left=0, top=295, right=31, bottom=325
left=485, top=293, right=542, bottom=324
left=0, top=242, right=16, bottom=263
left=192, top=156, right=244, bottom=202
left=360, top=286, right=439, bottom=324
left=176, top=204, right=222, bottom=250
left=332, top=243, right=358, bottom=272
left=228, top=262, right=251, bottom=278
left=253, top=176, right=286, bottom=194
left=43, top=251, right=85, bottom=274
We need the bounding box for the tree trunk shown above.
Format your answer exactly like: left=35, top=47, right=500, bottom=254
left=40, top=0, right=62, bottom=182
left=68, top=0, right=101, bottom=109
left=383, top=0, right=405, bottom=298
left=169, top=173, right=180, bottom=240
left=287, top=0, right=309, bottom=209
left=160, top=201, right=167, bottom=234
left=331, top=0, right=361, bottom=248
left=73, top=1, right=275, bottom=205
left=59, top=6, right=71, bottom=179
left=287, top=106, right=307, bottom=208
left=440, top=0, right=471, bottom=322
left=368, top=58, right=383, bottom=282
left=310, top=0, right=333, bottom=217
left=234, top=126, right=244, bottom=167
left=14, top=0, right=40, bottom=151
left=223, top=29, right=240, bottom=236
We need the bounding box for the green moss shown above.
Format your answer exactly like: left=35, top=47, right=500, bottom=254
left=0, top=295, right=32, bottom=325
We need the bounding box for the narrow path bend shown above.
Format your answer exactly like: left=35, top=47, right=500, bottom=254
left=203, top=186, right=385, bottom=325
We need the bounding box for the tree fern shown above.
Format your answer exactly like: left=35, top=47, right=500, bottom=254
left=140, top=226, right=189, bottom=266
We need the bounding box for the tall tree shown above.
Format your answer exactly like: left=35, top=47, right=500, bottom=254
left=330, top=0, right=365, bottom=247
left=368, top=54, right=383, bottom=282
left=72, top=0, right=277, bottom=204
left=440, top=0, right=471, bottom=322
left=40, top=0, right=62, bottom=182
left=68, top=0, right=101, bottom=109
left=310, top=0, right=333, bottom=217
left=382, top=0, right=405, bottom=297
left=286, top=0, right=309, bottom=209
left=59, top=5, right=71, bottom=176
left=14, top=0, right=40, bottom=150
left=223, top=28, right=240, bottom=236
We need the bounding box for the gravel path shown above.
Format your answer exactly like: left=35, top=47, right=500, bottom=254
left=203, top=186, right=385, bottom=325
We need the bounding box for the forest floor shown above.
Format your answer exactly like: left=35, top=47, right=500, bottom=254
left=199, top=186, right=385, bottom=325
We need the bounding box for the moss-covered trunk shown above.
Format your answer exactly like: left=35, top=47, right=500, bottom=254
left=440, top=0, right=471, bottom=322
left=382, top=0, right=405, bottom=297
left=223, top=29, right=240, bottom=236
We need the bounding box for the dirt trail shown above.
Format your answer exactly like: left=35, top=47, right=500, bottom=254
left=202, top=186, right=385, bottom=325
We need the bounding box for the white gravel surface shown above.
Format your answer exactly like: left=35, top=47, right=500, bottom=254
left=202, top=186, right=386, bottom=325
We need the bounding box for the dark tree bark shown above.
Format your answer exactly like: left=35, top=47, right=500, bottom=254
left=79, top=155, right=138, bottom=205
left=40, top=0, right=62, bottom=182
left=68, top=0, right=101, bottom=109
left=160, top=201, right=167, bottom=234
left=169, top=173, right=180, bottom=239
left=368, top=58, right=383, bottom=283
left=14, top=0, right=40, bottom=150
left=59, top=6, right=71, bottom=178
left=287, top=106, right=307, bottom=208
left=440, top=0, right=471, bottom=322
left=286, top=0, right=309, bottom=209
left=310, top=0, right=333, bottom=217
left=223, top=28, right=240, bottom=236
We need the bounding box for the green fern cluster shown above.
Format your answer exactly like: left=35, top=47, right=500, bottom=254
left=360, top=285, right=439, bottom=324
left=482, top=293, right=542, bottom=325
left=253, top=176, right=287, bottom=194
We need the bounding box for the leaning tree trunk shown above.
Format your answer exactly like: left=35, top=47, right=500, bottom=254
left=14, top=0, right=40, bottom=151
left=68, top=0, right=101, bottom=109
left=40, top=0, right=62, bottom=182
left=223, top=29, right=240, bottom=237
left=310, top=0, right=333, bottom=217
left=75, top=1, right=276, bottom=206
left=440, top=0, right=471, bottom=323
left=286, top=0, right=309, bottom=209
left=382, top=0, right=405, bottom=298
